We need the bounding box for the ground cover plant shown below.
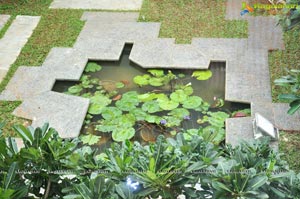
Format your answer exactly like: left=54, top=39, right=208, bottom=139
left=0, top=122, right=299, bottom=198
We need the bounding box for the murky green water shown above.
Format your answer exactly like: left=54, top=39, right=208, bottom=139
left=52, top=44, right=249, bottom=149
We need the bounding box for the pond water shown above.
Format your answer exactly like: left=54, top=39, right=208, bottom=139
left=52, top=44, right=250, bottom=150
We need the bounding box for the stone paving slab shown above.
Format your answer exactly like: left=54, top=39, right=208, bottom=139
left=225, top=0, right=249, bottom=20
left=0, top=15, right=10, bottom=31
left=251, top=102, right=275, bottom=124
left=42, top=48, right=88, bottom=80
left=226, top=117, right=278, bottom=150
left=247, top=16, right=284, bottom=50
left=130, top=39, right=210, bottom=69
left=81, top=12, right=139, bottom=22
left=0, top=16, right=40, bottom=82
left=13, top=91, right=89, bottom=138
left=50, top=0, right=143, bottom=10
left=0, top=67, right=55, bottom=101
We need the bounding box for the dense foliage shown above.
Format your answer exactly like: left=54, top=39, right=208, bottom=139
left=278, top=0, right=300, bottom=30
left=275, top=69, right=300, bottom=114
left=0, top=122, right=299, bottom=198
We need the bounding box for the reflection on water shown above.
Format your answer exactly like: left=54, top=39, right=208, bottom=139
left=52, top=44, right=250, bottom=150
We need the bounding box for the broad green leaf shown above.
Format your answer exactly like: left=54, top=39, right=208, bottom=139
left=170, top=90, right=188, bottom=103
left=4, top=162, right=18, bottom=190
left=112, top=128, right=135, bottom=142
left=115, top=82, right=125, bottom=88
left=247, top=175, right=268, bottom=190
left=84, top=62, right=102, bottom=72
left=142, top=101, right=161, bottom=113
left=147, top=69, right=164, bottom=77
left=192, top=70, right=212, bottom=80
left=68, top=85, right=83, bottom=94
left=80, top=134, right=101, bottom=145
left=133, top=75, right=150, bottom=86
left=158, top=99, right=179, bottom=110
left=149, top=77, right=164, bottom=87
left=168, top=108, right=189, bottom=119
left=101, top=107, right=122, bottom=120
left=288, top=99, right=300, bottom=115
left=182, top=96, right=203, bottom=109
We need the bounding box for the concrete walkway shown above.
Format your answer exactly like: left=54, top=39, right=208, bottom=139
left=50, top=0, right=143, bottom=10
left=0, top=16, right=40, bottom=82
left=0, top=2, right=299, bottom=141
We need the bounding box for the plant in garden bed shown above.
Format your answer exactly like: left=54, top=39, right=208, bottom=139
left=275, top=69, right=300, bottom=114
left=1, top=123, right=300, bottom=198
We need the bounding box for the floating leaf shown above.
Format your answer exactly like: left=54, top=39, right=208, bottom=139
left=131, top=108, right=148, bottom=121
left=138, top=93, right=157, bottom=102
left=149, top=77, right=164, bottom=87
left=200, top=126, right=225, bottom=145
left=142, top=101, right=161, bottom=113
left=116, top=98, right=139, bottom=112
left=101, top=107, right=122, bottom=120
left=192, top=70, right=212, bottom=80
left=168, top=108, right=190, bottom=119
left=85, top=62, right=102, bottom=72
left=145, top=115, right=161, bottom=124
left=178, top=73, right=185, bottom=78
left=158, top=99, right=179, bottom=110
left=163, top=116, right=182, bottom=127
left=116, top=82, right=125, bottom=88
left=81, top=134, right=101, bottom=145
left=183, top=86, right=194, bottom=96
left=68, top=85, right=83, bottom=94
left=202, top=111, right=229, bottom=128
left=88, top=94, right=111, bottom=115
left=170, top=90, right=188, bottom=103
left=147, top=69, right=164, bottom=77
left=182, top=96, right=203, bottom=109
left=112, top=128, right=135, bottom=142
left=133, top=75, right=150, bottom=86
left=183, top=129, right=199, bottom=140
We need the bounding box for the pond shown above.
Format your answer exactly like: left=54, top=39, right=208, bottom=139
left=52, top=44, right=250, bottom=150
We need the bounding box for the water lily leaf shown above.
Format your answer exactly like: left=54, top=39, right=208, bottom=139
left=183, top=129, right=199, bottom=140
left=85, top=62, right=102, bottom=72
left=122, top=91, right=139, bottom=102
left=133, top=75, right=150, bottom=86
left=138, top=93, right=157, bottom=102
left=202, top=111, right=229, bottom=128
left=101, top=107, right=122, bottom=120
left=149, top=77, right=164, bottom=87
left=80, top=134, right=101, bottom=145
left=158, top=99, right=179, bottom=110
left=95, top=123, right=116, bottom=132
left=154, top=93, right=168, bottom=101
left=145, top=115, right=161, bottom=124
left=170, top=90, right=188, bottom=103
left=163, top=116, right=182, bottom=127
left=168, top=108, right=190, bottom=119
left=178, top=73, right=185, bottom=78
left=147, top=69, right=164, bottom=77
left=200, top=126, right=225, bottom=145
left=88, top=94, right=111, bottom=115
left=183, top=86, right=194, bottom=96
left=192, top=70, right=212, bottom=80
left=115, top=82, right=125, bottom=88
left=116, top=98, right=139, bottom=112
left=131, top=108, right=148, bottom=121
left=182, top=96, right=203, bottom=109
left=68, top=85, right=83, bottom=94
left=142, top=101, right=161, bottom=113
left=112, top=127, right=135, bottom=142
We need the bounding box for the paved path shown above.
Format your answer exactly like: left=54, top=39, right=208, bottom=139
left=0, top=4, right=298, bottom=141
left=0, top=16, right=40, bottom=82
left=50, top=0, right=143, bottom=10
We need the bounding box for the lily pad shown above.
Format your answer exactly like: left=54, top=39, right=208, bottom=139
left=149, top=77, right=164, bottom=87
left=162, top=116, right=182, bottom=127
left=142, top=101, right=161, bottom=113
left=115, top=82, right=125, bottom=88
left=131, top=108, right=148, bottom=121
left=116, top=98, right=139, bottom=112
left=147, top=69, right=164, bottom=77
left=192, top=70, right=212, bottom=80
left=168, top=108, right=190, bottom=119
left=200, top=126, right=225, bottom=145
left=170, top=90, right=188, bottom=103
left=85, top=62, right=102, bottom=72
left=202, top=111, right=229, bottom=128
left=138, top=93, right=157, bottom=102
left=182, top=96, right=203, bottom=109
left=112, top=127, right=135, bottom=142
left=183, top=86, right=194, bottom=96
left=183, top=129, right=199, bottom=140
left=88, top=94, right=111, bottom=115
left=101, top=107, right=122, bottom=120
left=133, top=75, right=150, bottom=86
left=145, top=115, right=161, bottom=124
left=81, top=134, right=101, bottom=145
left=158, top=99, right=179, bottom=110
left=68, top=85, right=83, bottom=94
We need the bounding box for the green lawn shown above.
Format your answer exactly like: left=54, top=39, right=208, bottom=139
left=139, top=0, right=248, bottom=43
left=0, top=0, right=84, bottom=133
